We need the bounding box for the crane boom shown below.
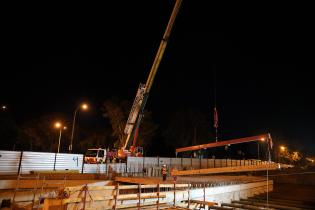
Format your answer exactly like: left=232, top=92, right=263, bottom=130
left=175, top=133, right=273, bottom=154
left=122, top=0, right=182, bottom=152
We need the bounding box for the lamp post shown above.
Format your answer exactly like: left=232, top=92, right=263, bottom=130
left=279, top=145, right=287, bottom=163
left=55, top=122, right=67, bottom=154
left=69, top=103, right=88, bottom=153
left=257, top=137, right=265, bottom=160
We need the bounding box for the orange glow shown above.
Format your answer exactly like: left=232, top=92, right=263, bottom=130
left=54, top=122, right=61, bottom=128
left=280, top=145, right=286, bottom=152
left=81, top=103, right=88, bottom=110
left=260, top=138, right=265, bottom=141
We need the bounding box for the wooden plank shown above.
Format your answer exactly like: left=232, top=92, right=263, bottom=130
left=62, top=192, right=168, bottom=204
left=190, top=200, right=218, bottom=206
left=171, top=164, right=280, bottom=176
left=118, top=195, right=166, bottom=201
left=65, top=183, right=189, bottom=193
left=115, top=177, right=174, bottom=185
left=116, top=201, right=167, bottom=209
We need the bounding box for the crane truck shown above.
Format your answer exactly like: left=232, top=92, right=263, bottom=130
left=116, top=0, right=182, bottom=160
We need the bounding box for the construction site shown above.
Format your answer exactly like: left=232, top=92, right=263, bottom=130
left=1, top=0, right=315, bottom=209
left=1, top=132, right=315, bottom=209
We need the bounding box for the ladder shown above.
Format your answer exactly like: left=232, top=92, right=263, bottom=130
left=11, top=173, right=40, bottom=209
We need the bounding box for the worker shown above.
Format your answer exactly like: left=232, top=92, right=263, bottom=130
left=161, top=165, right=167, bottom=181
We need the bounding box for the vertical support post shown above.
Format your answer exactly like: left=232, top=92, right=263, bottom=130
left=257, top=141, right=260, bottom=160
left=199, top=150, right=202, bottom=169
left=169, top=157, right=172, bottom=171
left=173, top=180, right=176, bottom=206
left=81, top=155, right=85, bottom=174
left=114, top=183, right=119, bottom=210
left=17, top=151, right=23, bottom=175
left=157, top=156, right=160, bottom=167
left=143, top=157, right=145, bottom=177
left=190, top=155, right=192, bottom=168
left=203, top=182, right=206, bottom=209
left=138, top=184, right=141, bottom=210
left=188, top=182, right=191, bottom=208
left=53, top=153, right=57, bottom=171
left=82, top=185, right=87, bottom=210
left=157, top=183, right=160, bottom=210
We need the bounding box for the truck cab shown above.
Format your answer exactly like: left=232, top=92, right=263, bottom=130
left=84, top=148, right=106, bottom=164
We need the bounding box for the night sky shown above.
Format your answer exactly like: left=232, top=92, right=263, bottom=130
left=1, top=2, right=314, bottom=155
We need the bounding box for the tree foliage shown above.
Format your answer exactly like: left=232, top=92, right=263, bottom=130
left=162, top=109, right=213, bottom=150
left=101, top=98, right=158, bottom=150
left=16, top=114, right=71, bottom=152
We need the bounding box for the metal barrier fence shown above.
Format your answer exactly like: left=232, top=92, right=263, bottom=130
left=127, top=156, right=266, bottom=177
left=0, top=150, right=265, bottom=175
left=0, top=150, right=83, bottom=174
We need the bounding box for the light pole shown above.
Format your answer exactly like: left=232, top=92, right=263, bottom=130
left=279, top=145, right=287, bottom=163
left=69, top=103, right=88, bottom=153
left=257, top=137, right=266, bottom=160
left=55, top=122, right=67, bottom=154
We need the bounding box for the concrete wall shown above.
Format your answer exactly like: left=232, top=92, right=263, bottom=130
left=127, top=157, right=265, bottom=176
left=62, top=180, right=273, bottom=209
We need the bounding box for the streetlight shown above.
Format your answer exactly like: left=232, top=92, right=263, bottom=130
left=69, top=103, right=89, bottom=153
left=257, top=138, right=265, bottom=160
left=280, top=145, right=286, bottom=152
left=278, top=145, right=287, bottom=163
left=1, top=105, right=7, bottom=111
left=55, top=122, right=67, bottom=154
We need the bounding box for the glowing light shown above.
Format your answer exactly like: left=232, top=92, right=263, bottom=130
left=260, top=138, right=265, bottom=141
left=55, top=122, right=62, bottom=128
left=81, top=103, right=88, bottom=110
left=280, top=145, right=286, bottom=152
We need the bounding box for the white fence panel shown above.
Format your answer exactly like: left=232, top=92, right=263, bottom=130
left=83, top=163, right=126, bottom=174
left=20, top=151, right=56, bottom=174
left=158, top=157, right=171, bottom=166
left=55, top=153, right=83, bottom=171
left=0, top=150, right=21, bottom=174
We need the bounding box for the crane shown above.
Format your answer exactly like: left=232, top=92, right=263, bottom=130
left=117, top=0, right=182, bottom=159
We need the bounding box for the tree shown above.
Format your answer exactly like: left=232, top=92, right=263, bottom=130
left=162, top=109, right=213, bottom=151
left=101, top=98, right=158, bottom=150
left=78, top=128, right=112, bottom=153
left=101, top=98, right=128, bottom=148
left=16, top=114, right=71, bottom=152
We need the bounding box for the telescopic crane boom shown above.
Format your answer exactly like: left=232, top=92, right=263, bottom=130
left=119, top=0, right=182, bottom=158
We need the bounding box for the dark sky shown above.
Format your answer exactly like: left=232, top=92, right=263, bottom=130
left=1, top=2, right=314, bottom=154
